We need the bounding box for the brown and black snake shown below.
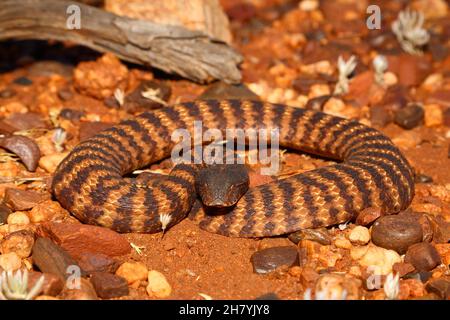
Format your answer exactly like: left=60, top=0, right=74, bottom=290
left=51, top=100, right=415, bottom=237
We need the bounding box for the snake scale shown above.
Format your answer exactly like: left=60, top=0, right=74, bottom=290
left=52, top=100, right=415, bottom=237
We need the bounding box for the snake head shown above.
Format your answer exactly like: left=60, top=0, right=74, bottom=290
left=196, top=164, right=249, bottom=208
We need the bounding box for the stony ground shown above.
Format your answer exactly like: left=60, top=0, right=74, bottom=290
left=0, top=0, right=449, bottom=300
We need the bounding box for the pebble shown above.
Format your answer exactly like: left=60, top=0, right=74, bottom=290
left=90, top=272, right=129, bottom=299
left=146, top=270, right=172, bottom=298
left=79, top=121, right=114, bottom=141
left=115, top=261, right=148, bottom=285
left=351, top=244, right=401, bottom=275
left=348, top=226, right=370, bottom=245
left=427, top=90, right=450, bottom=108
left=334, top=236, right=352, bottom=249
left=3, top=188, right=46, bottom=211
left=356, top=207, right=382, bottom=226
left=255, top=292, right=280, bottom=300
left=57, top=88, right=74, bottom=101
left=371, top=215, right=423, bottom=254
left=0, top=203, right=12, bottom=225
left=32, top=237, right=85, bottom=281
left=299, top=267, right=319, bottom=287
left=124, top=80, right=172, bottom=112
left=392, top=262, right=415, bottom=278
left=198, top=82, right=259, bottom=101
left=29, top=200, right=67, bottom=223
left=38, top=222, right=131, bottom=260
left=394, top=103, right=424, bottom=129
left=250, top=246, right=299, bottom=274
left=59, top=108, right=85, bottom=121
left=0, top=252, right=22, bottom=271
left=77, top=252, right=119, bottom=274
left=386, top=54, right=431, bottom=87
left=13, top=76, right=33, bottom=86
left=7, top=211, right=30, bottom=225
left=0, top=135, right=41, bottom=172
left=0, top=88, right=16, bottom=98
left=61, top=278, right=98, bottom=300
left=398, top=278, right=426, bottom=300
left=425, top=278, right=450, bottom=299
left=39, top=152, right=69, bottom=173
left=315, top=273, right=362, bottom=300
left=404, top=243, right=441, bottom=272
left=0, top=229, right=35, bottom=258
left=370, top=105, right=392, bottom=127
left=28, top=271, right=64, bottom=297
left=288, top=228, right=331, bottom=245
left=392, top=130, right=422, bottom=149
left=424, top=104, right=443, bottom=127
left=323, top=97, right=346, bottom=118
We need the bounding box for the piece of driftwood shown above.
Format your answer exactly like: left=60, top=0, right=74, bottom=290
left=0, top=0, right=242, bottom=84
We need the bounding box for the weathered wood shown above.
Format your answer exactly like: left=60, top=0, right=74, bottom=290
left=0, top=0, right=242, bottom=84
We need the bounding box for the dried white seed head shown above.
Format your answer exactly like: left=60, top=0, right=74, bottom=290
left=373, top=55, right=388, bottom=86
left=334, top=55, right=357, bottom=95
left=159, top=213, right=173, bottom=232
left=392, top=9, right=430, bottom=55
left=141, top=88, right=168, bottom=106
left=384, top=272, right=400, bottom=300
left=52, top=128, right=67, bottom=152
left=114, top=88, right=125, bottom=106
left=0, top=269, right=44, bottom=300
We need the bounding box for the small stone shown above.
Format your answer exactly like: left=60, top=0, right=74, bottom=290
left=0, top=88, right=16, bottom=98
left=334, top=236, right=352, bottom=249
left=425, top=278, right=450, bottom=299
left=323, top=97, right=346, bottom=118
left=288, top=266, right=302, bottom=277
left=250, top=246, right=299, bottom=274
left=356, top=207, right=382, bottom=226
left=404, top=243, right=441, bottom=272
left=38, top=222, right=131, bottom=260
left=198, top=82, right=259, bottom=101
left=32, top=237, right=85, bottom=280
left=39, top=152, right=69, bottom=173
left=90, top=272, right=129, bottom=299
left=0, top=230, right=34, bottom=258
left=4, top=112, right=47, bottom=132
left=424, top=104, right=443, bottom=127
left=288, top=228, right=331, bottom=245
left=394, top=103, right=424, bottom=129
left=124, top=80, right=172, bottom=112
left=4, top=188, right=46, bottom=211
left=28, top=271, right=64, bottom=297
left=7, top=211, right=30, bottom=225
left=115, top=261, right=148, bottom=284
left=398, top=278, right=426, bottom=300
left=29, top=200, right=67, bottom=223
left=315, top=273, right=362, bottom=300
left=0, top=135, right=41, bottom=171
left=299, top=0, right=318, bottom=11
left=427, top=90, right=450, bottom=108
left=59, top=108, right=85, bottom=121
left=0, top=252, right=21, bottom=271
left=0, top=203, right=12, bottom=224
left=57, top=88, right=74, bottom=101
left=351, top=244, right=401, bottom=275
left=300, top=267, right=319, bottom=287
left=392, top=130, right=421, bottom=149
left=79, top=121, right=114, bottom=141
left=349, top=226, right=370, bottom=245
left=77, top=252, right=119, bottom=274
left=370, top=105, right=392, bottom=127
left=415, top=174, right=433, bottom=183
left=393, top=262, right=415, bottom=278
left=255, top=292, right=280, bottom=300
left=371, top=215, right=423, bottom=254
left=61, top=278, right=98, bottom=300
left=386, top=54, right=431, bottom=87
left=13, top=76, right=33, bottom=86
left=146, top=270, right=172, bottom=298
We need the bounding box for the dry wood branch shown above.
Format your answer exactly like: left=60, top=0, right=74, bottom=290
left=0, top=0, right=242, bottom=83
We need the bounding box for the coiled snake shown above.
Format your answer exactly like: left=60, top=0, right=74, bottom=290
left=52, top=100, right=415, bottom=237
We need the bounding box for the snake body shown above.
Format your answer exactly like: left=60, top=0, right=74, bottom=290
left=52, top=100, right=415, bottom=237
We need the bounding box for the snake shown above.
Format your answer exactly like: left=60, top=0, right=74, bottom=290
left=51, top=99, right=415, bottom=237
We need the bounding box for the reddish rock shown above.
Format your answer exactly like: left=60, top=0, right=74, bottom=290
left=61, top=278, right=98, bottom=300
left=426, top=278, right=450, bottom=299
left=28, top=272, right=64, bottom=297
left=0, top=229, right=35, bottom=258
left=392, top=262, right=415, bottom=278
left=250, top=246, right=299, bottom=274
left=32, top=237, right=85, bottom=281
left=77, top=252, right=120, bottom=274
left=79, top=121, right=114, bottom=141
left=405, top=243, right=441, bottom=272
left=300, top=267, right=319, bottom=287
left=4, top=112, right=48, bottom=131
left=427, top=90, right=450, bottom=108
left=38, top=222, right=131, bottom=260
left=394, top=103, right=424, bottom=129
left=387, top=54, right=432, bottom=87
left=356, top=207, right=382, bottom=226
left=90, top=272, right=129, bottom=299
left=4, top=188, right=47, bottom=211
